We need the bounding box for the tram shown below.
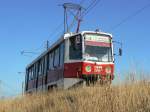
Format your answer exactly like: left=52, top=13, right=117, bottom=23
left=25, top=30, right=122, bottom=93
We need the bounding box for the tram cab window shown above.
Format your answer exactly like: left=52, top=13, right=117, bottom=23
left=69, top=35, right=82, bottom=60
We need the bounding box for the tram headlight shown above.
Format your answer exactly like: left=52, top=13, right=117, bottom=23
left=105, top=66, right=111, bottom=74
left=85, top=65, right=92, bottom=72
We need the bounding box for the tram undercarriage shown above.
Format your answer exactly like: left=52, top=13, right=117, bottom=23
left=67, top=74, right=113, bottom=89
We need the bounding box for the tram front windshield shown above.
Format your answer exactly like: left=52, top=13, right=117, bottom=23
left=84, top=33, right=113, bottom=62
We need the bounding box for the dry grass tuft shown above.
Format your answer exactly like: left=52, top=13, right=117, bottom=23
left=0, top=81, right=150, bottom=112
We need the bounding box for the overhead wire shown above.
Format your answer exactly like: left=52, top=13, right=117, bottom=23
left=81, top=0, right=102, bottom=18
left=47, top=21, right=64, bottom=40
left=79, top=0, right=86, bottom=5
left=34, top=21, right=64, bottom=52
left=82, top=0, right=97, bottom=15
left=108, top=2, right=150, bottom=32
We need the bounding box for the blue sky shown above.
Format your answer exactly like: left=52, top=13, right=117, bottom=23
left=0, top=0, right=150, bottom=97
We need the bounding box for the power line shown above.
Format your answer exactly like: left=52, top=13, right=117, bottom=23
left=79, top=0, right=86, bottom=5
left=83, top=0, right=97, bottom=15
left=32, top=41, right=47, bottom=51
left=37, top=22, right=63, bottom=52
left=108, top=2, right=150, bottom=32
left=82, top=0, right=102, bottom=18
left=48, top=25, right=64, bottom=44
left=47, top=21, right=64, bottom=40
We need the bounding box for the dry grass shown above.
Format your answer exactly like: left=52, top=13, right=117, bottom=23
left=0, top=81, right=150, bottom=112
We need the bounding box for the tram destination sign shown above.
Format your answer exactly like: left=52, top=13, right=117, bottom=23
left=85, top=34, right=111, bottom=43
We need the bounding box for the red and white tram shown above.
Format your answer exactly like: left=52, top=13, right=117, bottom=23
left=25, top=31, right=117, bottom=93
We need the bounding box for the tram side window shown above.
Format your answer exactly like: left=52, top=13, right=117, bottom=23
left=28, top=66, right=34, bottom=80
left=28, top=69, right=32, bottom=80
left=69, top=35, right=82, bottom=60
left=38, top=60, right=42, bottom=76
left=42, top=58, right=45, bottom=75
left=31, top=67, right=34, bottom=79
left=26, top=70, right=28, bottom=82
left=48, top=53, right=50, bottom=70
left=54, top=47, right=60, bottom=68
left=60, top=43, right=64, bottom=66
left=33, top=64, right=36, bottom=78
left=44, top=56, right=47, bottom=74
left=35, top=63, right=38, bottom=78
left=26, top=70, right=29, bottom=89
left=49, top=52, right=54, bottom=70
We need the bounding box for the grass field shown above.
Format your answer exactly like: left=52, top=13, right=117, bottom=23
left=0, top=80, right=150, bottom=112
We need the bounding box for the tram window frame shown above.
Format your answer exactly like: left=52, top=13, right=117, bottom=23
left=69, top=34, right=82, bottom=60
